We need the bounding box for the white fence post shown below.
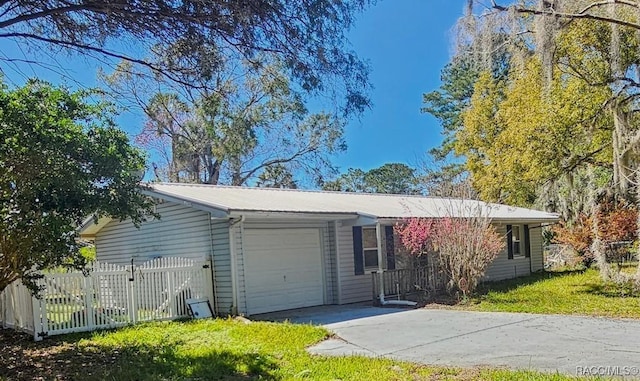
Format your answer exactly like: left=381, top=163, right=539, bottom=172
left=129, top=277, right=137, bottom=324
left=203, top=261, right=215, bottom=314
left=31, top=294, right=43, bottom=342
left=1, top=286, right=6, bottom=329
left=83, top=273, right=95, bottom=330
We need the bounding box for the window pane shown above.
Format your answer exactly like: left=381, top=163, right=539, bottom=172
left=512, top=226, right=521, bottom=254
left=364, top=249, right=378, bottom=268
left=362, top=228, right=378, bottom=248
left=512, top=225, right=520, bottom=240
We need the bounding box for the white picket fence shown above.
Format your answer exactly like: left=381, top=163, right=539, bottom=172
left=0, top=257, right=213, bottom=341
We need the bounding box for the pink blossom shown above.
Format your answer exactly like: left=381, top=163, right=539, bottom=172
left=394, top=216, right=505, bottom=297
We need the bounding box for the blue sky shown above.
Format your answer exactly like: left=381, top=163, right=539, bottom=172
left=342, top=0, right=465, bottom=171
left=0, top=1, right=466, bottom=175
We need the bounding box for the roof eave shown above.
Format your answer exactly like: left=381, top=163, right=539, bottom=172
left=141, top=189, right=229, bottom=218
left=376, top=216, right=560, bottom=225
left=228, top=210, right=363, bottom=221
left=490, top=217, right=560, bottom=224
left=78, top=216, right=113, bottom=240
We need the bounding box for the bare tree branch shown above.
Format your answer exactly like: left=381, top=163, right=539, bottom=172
left=237, top=147, right=315, bottom=185
left=491, top=0, right=640, bottom=30
left=0, top=4, right=90, bottom=29
left=0, top=32, right=206, bottom=89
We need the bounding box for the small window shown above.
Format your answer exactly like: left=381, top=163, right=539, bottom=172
left=362, top=227, right=379, bottom=269
left=512, top=225, right=521, bottom=255
left=364, top=250, right=378, bottom=267
left=362, top=228, right=377, bottom=248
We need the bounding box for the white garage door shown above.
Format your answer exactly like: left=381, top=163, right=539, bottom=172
left=244, top=228, right=324, bottom=315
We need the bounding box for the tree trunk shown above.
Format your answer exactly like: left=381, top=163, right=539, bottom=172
left=536, top=0, right=557, bottom=87
left=591, top=203, right=612, bottom=281
left=170, top=136, right=180, bottom=182
left=0, top=253, right=19, bottom=294
left=612, top=102, right=632, bottom=198
left=635, top=167, right=640, bottom=278
left=204, top=157, right=221, bottom=185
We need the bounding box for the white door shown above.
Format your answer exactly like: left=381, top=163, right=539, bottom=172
left=243, top=228, right=324, bottom=315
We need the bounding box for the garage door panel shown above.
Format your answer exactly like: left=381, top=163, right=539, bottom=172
left=244, top=228, right=324, bottom=315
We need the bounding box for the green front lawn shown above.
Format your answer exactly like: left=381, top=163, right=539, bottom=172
left=464, top=268, right=640, bottom=318
left=1, top=319, right=587, bottom=380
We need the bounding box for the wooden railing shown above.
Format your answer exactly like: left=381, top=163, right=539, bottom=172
left=372, top=260, right=448, bottom=303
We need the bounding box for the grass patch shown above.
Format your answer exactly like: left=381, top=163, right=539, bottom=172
left=463, top=268, right=640, bottom=318
left=0, top=318, right=591, bottom=380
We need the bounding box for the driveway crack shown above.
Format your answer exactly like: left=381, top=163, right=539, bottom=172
left=313, top=335, right=377, bottom=356
left=382, top=316, right=542, bottom=356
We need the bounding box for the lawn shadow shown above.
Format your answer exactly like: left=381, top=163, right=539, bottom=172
left=0, top=328, right=280, bottom=381
left=474, top=269, right=586, bottom=296
left=579, top=280, right=640, bottom=299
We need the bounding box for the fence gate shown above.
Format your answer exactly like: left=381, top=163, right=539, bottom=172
left=1, top=257, right=213, bottom=340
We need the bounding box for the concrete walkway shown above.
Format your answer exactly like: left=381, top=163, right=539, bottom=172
left=256, top=306, right=640, bottom=376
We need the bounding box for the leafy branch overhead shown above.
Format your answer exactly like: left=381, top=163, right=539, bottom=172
left=0, top=0, right=372, bottom=116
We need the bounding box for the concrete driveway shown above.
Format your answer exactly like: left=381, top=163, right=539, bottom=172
left=255, top=305, right=640, bottom=376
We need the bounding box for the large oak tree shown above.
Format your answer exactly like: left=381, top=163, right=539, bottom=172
left=429, top=1, right=640, bottom=282
left=109, top=58, right=346, bottom=186
left=426, top=1, right=640, bottom=214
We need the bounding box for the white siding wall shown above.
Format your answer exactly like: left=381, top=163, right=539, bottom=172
left=530, top=227, right=544, bottom=272
left=484, top=224, right=532, bottom=281
left=232, top=219, right=337, bottom=315
left=95, top=205, right=548, bottom=315
left=336, top=224, right=371, bottom=304
left=232, top=223, right=246, bottom=315
left=335, top=224, right=394, bottom=304
left=210, top=220, right=233, bottom=315
left=95, top=201, right=212, bottom=265
left=325, top=222, right=338, bottom=304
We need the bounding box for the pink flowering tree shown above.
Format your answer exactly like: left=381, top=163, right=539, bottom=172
left=395, top=216, right=504, bottom=299
left=394, top=218, right=435, bottom=256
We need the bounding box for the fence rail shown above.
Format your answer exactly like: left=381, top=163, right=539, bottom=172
left=1, top=257, right=213, bottom=341
left=372, top=259, right=448, bottom=303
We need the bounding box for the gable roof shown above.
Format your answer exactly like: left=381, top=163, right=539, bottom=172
left=80, top=183, right=559, bottom=237
left=145, top=183, right=559, bottom=222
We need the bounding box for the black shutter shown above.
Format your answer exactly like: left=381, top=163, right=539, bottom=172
left=385, top=225, right=395, bottom=270
left=524, top=224, right=531, bottom=258
left=353, top=226, right=364, bottom=275
left=506, top=224, right=514, bottom=260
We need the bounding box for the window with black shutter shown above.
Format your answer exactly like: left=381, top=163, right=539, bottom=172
left=353, top=225, right=396, bottom=274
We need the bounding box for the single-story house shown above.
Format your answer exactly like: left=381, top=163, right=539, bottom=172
left=79, top=183, right=559, bottom=316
